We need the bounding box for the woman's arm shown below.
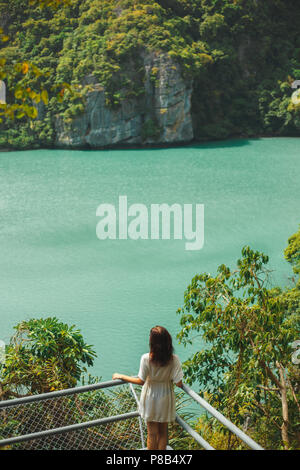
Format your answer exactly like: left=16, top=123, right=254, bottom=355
left=112, top=373, right=145, bottom=386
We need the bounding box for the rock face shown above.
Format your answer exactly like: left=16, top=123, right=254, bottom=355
left=55, top=53, right=193, bottom=148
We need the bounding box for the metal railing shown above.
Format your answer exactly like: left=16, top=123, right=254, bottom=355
left=0, top=379, right=263, bottom=450
left=0, top=379, right=142, bottom=450
left=182, top=383, right=263, bottom=450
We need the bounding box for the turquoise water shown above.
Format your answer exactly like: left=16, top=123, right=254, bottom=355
left=0, top=138, right=299, bottom=381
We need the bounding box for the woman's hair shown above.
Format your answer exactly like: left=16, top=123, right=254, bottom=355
left=149, top=326, right=174, bottom=367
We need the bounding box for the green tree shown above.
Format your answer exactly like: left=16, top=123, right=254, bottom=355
left=0, top=317, right=96, bottom=397
left=2, top=0, right=300, bottom=147
left=285, top=226, right=300, bottom=276
left=177, top=231, right=300, bottom=449
left=0, top=0, right=70, bottom=124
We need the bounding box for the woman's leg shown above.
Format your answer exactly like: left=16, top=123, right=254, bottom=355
left=147, top=421, right=159, bottom=450
left=157, top=422, right=168, bottom=450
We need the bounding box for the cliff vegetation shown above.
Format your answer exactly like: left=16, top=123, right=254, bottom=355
left=0, top=0, right=300, bottom=148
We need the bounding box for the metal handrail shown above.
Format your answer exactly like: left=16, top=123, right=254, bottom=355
left=182, top=383, right=263, bottom=450
left=129, top=383, right=145, bottom=449
left=175, top=414, right=214, bottom=450
left=0, top=379, right=264, bottom=450
left=0, top=411, right=139, bottom=447
left=0, top=378, right=124, bottom=409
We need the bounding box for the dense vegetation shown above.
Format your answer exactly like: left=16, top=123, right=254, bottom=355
left=0, top=228, right=299, bottom=449
left=177, top=226, right=300, bottom=449
left=0, top=317, right=96, bottom=395
left=0, top=317, right=192, bottom=450
left=0, top=0, right=300, bottom=148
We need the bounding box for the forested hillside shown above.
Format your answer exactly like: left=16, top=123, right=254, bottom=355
left=1, top=0, right=300, bottom=149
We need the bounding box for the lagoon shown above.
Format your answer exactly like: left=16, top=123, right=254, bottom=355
left=0, top=138, right=299, bottom=381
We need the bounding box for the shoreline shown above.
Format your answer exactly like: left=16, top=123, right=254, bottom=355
left=0, top=134, right=299, bottom=153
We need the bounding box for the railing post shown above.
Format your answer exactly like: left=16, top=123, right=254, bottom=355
left=129, top=383, right=145, bottom=450
left=182, top=383, right=264, bottom=450
left=175, top=414, right=214, bottom=450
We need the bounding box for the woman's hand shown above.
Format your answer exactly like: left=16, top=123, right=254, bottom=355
left=112, top=373, right=123, bottom=380
left=112, top=373, right=144, bottom=385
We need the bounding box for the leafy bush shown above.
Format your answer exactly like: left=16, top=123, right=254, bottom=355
left=177, top=228, right=300, bottom=449
left=0, top=317, right=96, bottom=395
left=0, top=0, right=300, bottom=148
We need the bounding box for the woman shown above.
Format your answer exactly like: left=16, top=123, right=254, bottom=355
left=112, top=325, right=183, bottom=450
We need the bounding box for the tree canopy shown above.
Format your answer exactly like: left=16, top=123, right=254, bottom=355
left=1, top=0, right=300, bottom=148
left=0, top=317, right=96, bottom=396
left=177, top=227, right=300, bottom=449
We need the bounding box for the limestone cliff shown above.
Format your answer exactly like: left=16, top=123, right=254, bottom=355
left=55, top=53, right=193, bottom=148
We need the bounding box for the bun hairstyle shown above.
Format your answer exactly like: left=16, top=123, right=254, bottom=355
left=149, top=326, right=174, bottom=367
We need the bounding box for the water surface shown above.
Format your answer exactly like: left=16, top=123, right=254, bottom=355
left=0, top=138, right=299, bottom=380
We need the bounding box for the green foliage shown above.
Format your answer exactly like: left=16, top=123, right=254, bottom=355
left=285, top=225, right=300, bottom=275
left=0, top=317, right=96, bottom=395
left=177, top=229, right=300, bottom=449
left=0, top=317, right=193, bottom=450
left=1, top=0, right=300, bottom=147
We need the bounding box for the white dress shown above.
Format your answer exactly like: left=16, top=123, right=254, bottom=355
left=138, top=353, right=183, bottom=423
